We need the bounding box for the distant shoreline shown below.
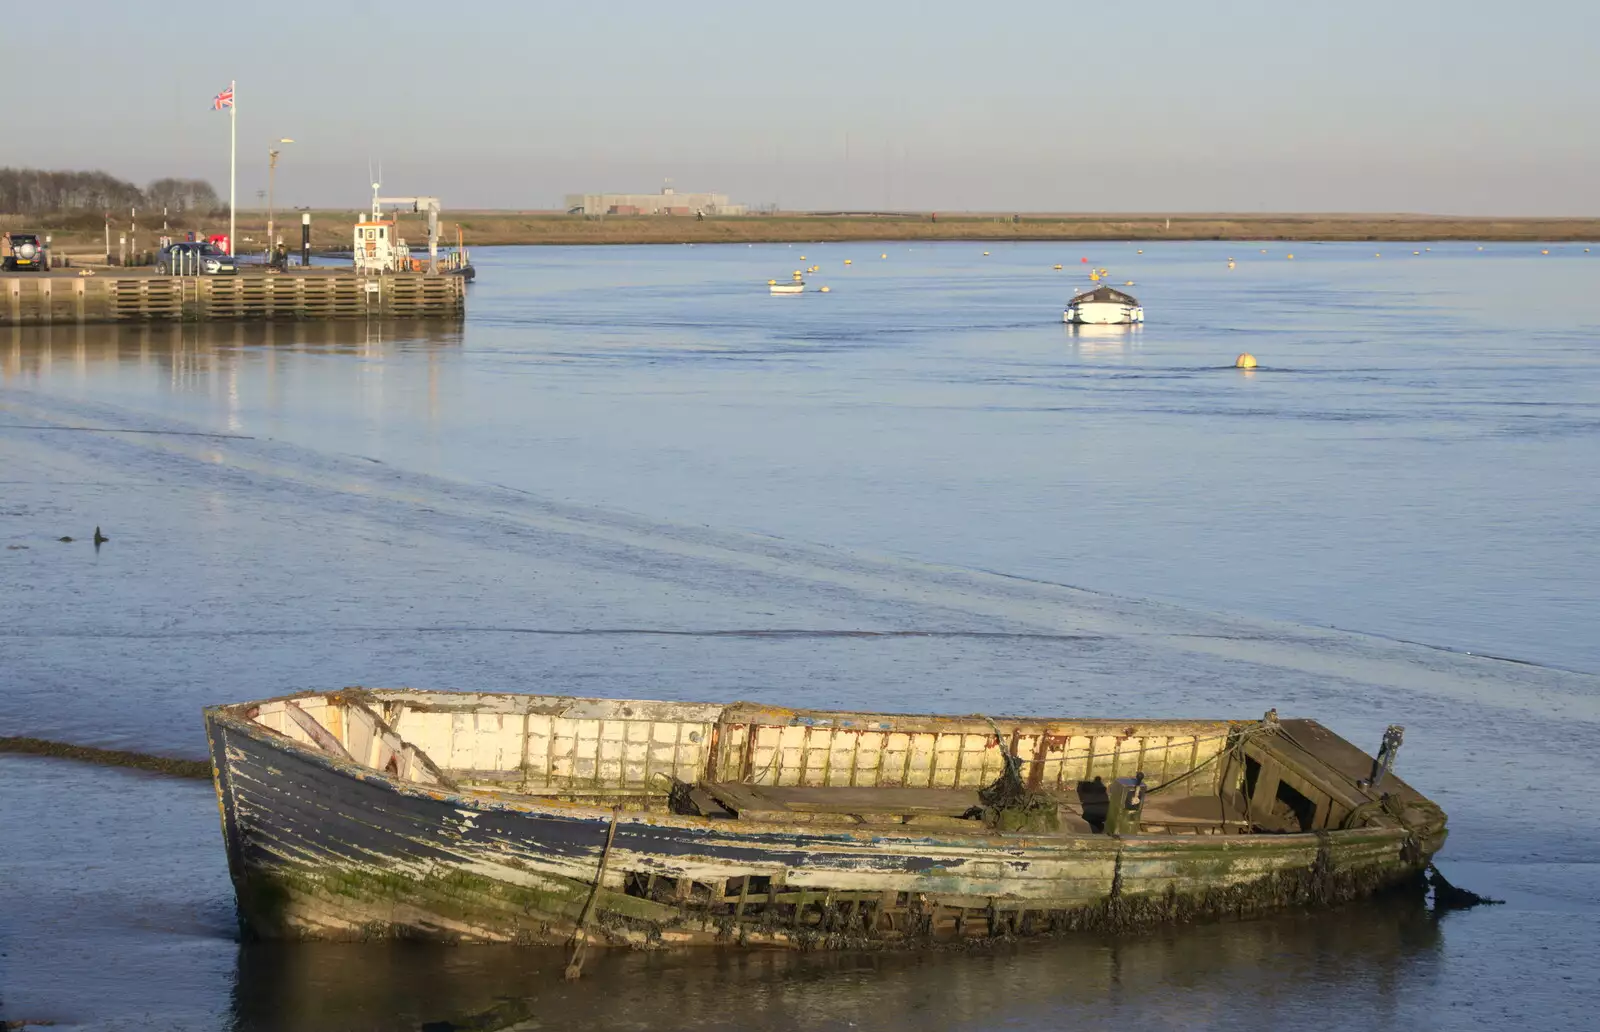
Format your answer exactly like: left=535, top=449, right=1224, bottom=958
left=17, top=211, right=1599, bottom=255
left=384, top=212, right=1600, bottom=247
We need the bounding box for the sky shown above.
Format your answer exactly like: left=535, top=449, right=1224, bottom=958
left=4, top=0, right=1596, bottom=214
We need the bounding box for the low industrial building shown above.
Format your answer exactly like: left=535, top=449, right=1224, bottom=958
left=564, top=188, right=746, bottom=216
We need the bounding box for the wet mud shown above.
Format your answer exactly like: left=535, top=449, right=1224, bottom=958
left=0, top=736, right=209, bottom=778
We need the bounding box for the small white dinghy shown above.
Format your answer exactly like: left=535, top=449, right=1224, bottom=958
left=769, top=281, right=806, bottom=294
left=1064, top=285, right=1144, bottom=325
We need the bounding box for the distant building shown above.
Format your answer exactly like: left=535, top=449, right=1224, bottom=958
left=564, top=187, right=747, bottom=217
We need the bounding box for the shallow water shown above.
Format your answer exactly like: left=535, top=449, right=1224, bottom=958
left=2, top=241, right=1597, bottom=1029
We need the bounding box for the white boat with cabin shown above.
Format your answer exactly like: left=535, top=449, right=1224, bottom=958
left=1064, top=285, right=1144, bottom=325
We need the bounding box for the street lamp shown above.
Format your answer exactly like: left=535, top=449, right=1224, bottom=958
left=266, top=138, right=295, bottom=255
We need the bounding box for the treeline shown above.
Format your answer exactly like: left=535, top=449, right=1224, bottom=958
left=0, top=168, right=220, bottom=215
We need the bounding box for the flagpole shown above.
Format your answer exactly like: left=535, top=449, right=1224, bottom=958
left=228, top=80, right=236, bottom=256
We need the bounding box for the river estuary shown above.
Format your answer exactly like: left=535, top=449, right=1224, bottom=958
left=2, top=241, right=1596, bottom=1030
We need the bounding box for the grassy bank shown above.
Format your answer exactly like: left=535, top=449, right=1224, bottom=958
left=443, top=212, right=1600, bottom=246
left=11, top=209, right=1598, bottom=255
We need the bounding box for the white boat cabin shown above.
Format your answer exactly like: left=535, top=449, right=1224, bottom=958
left=353, top=217, right=411, bottom=273
left=1064, top=285, right=1144, bottom=325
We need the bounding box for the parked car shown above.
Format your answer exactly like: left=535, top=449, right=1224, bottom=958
left=3, top=232, right=45, bottom=271
left=156, top=241, right=237, bottom=275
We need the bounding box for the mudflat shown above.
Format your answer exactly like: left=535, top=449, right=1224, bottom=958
left=11, top=210, right=1598, bottom=256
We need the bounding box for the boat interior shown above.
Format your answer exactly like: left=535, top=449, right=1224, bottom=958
left=1069, top=285, right=1139, bottom=306
left=231, top=690, right=1406, bottom=838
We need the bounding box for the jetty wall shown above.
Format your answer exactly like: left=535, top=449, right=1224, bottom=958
left=1, top=272, right=465, bottom=326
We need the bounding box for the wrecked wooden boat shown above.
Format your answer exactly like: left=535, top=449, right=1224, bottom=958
left=204, top=690, right=1447, bottom=947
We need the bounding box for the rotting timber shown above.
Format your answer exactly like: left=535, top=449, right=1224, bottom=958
left=203, top=690, right=1448, bottom=948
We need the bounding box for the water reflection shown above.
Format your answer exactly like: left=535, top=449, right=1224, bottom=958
left=3, top=321, right=464, bottom=441
left=2, top=320, right=463, bottom=383
left=231, top=894, right=1443, bottom=1032
left=1064, top=323, right=1141, bottom=356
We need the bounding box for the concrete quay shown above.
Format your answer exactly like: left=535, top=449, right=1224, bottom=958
left=1, top=268, right=465, bottom=326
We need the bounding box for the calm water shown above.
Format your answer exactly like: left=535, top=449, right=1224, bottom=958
left=2, top=241, right=1597, bottom=1030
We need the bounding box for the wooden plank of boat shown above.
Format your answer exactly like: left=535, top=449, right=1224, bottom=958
left=282, top=700, right=354, bottom=762
left=704, top=783, right=982, bottom=819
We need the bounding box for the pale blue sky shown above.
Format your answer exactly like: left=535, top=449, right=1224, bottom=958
left=6, top=0, right=1596, bottom=213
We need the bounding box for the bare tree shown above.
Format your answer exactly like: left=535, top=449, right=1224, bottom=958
left=0, top=168, right=219, bottom=215
left=145, top=177, right=221, bottom=214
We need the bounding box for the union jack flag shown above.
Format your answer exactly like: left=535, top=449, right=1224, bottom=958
left=212, top=83, right=234, bottom=110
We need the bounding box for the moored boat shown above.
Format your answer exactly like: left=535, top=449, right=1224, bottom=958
left=204, top=689, right=1447, bottom=948
left=1064, top=285, right=1144, bottom=324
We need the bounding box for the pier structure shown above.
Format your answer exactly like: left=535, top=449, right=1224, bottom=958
left=0, top=269, right=465, bottom=326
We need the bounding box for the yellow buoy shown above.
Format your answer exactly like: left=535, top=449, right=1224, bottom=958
left=1136, top=249, right=1143, bottom=254
left=1227, top=260, right=1236, bottom=269
left=844, top=259, right=852, bottom=265
left=1260, top=249, right=1267, bottom=253
left=820, top=286, right=831, bottom=293
left=881, top=254, right=887, bottom=259
left=1375, top=253, right=1381, bottom=257
left=1286, top=253, right=1294, bottom=259
left=1541, top=249, right=1550, bottom=255
left=1053, top=263, right=1063, bottom=270
left=1235, top=353, right=1258, bottom=369
left=1089, top=272, right=1100, bottom=282
left=767, top=279, right=777, bottom=285
left=1125, top=280, right=1135, bottom=286
left=799, top=256, right=806, bottom=260
left=982, top=251, right=990, bottom=256
left=1413, top=251, right=1420, bottom=255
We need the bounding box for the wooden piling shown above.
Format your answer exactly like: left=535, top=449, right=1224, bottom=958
left=0, top=271, right=466, bottom=326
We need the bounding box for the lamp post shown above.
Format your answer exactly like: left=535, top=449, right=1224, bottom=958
left=266, top=138, right=294, bottom=254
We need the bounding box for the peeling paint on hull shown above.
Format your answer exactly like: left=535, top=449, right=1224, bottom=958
left=205, top=693, right=1447, bottom=949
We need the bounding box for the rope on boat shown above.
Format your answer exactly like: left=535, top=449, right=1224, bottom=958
left=1144, top=723, right=1281, bottom=796
left=564, top=805, right=622, bottom=981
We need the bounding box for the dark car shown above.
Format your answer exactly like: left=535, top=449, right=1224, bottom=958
left=156, top=241, right=237, bottom=275
left=3, top=233, right=45, bottom=271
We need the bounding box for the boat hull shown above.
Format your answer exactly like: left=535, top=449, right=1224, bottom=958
left=1064, top=301, right=1144, bottom=325
left=206, top=709, right=1442, bottom=948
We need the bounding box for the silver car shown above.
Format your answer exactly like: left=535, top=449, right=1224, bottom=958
left=157, top=241, right=237, bottom=275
